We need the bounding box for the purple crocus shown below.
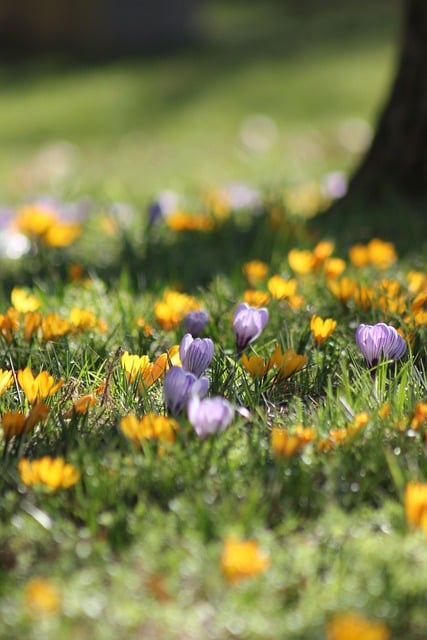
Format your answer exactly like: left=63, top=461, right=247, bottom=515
left=179, top=333, right=214, bottom=378
left=355, top=323, right=407, bottom=367
left=233, top=302, right=269, bottom=355
left=182, top=310, right=209, bottom=337
left=164, top=366, right=209, bottom=415
left=187, top=394, right=235, bottom=438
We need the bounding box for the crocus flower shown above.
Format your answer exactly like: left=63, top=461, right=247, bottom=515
left=233, top=303, right=269, bottom=355
left=220, top=537, right=270, bottom=583
left=163, top=366, right=209, bottom=415
left=326, top=612, right=390, bottom=640
left=179, top=333, right=214, bottom=377
left=187, top=394, right=234, bottom=438
left=405, top=481, right=427, bottom=533
left=182, top=310, right=209, bottom=337
left=18, top=457, right=81, bottom=490
left=355, top=322, right=406, bottom=367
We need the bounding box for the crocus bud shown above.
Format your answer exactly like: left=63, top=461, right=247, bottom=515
left=182, top=310, right=209, bottom=337
left=187, top=394, right=235, bottom=438
left=163, top=366, right=209, bottom=415
left=179, top=333, right=214, bottom=377
left=233, top=303, right=269, bottom=356
left=355, top=323, right=406, bottom=367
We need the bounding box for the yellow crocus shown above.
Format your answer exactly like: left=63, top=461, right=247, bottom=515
left=328, top=277, right=357, bottom=305
left=0, top=369, right=13, bottom=396
left=11, top=287, right=41, bottom=313
left=43, top=222, right=81, bottom=247
left=310, top=315, right=337, bottom=345
left=405, top=481, right=427, bottom=533
left=25, top=577, right=61, bottom=616
left=221, top=537, right=270, bottom=583
left=243, top=260, right=269, bottom=286
left=267, top=275, right=297, bottom=299
left=326, top=612, right=390, bottom=640
left=243, top=290, right=271, bottom=307
left=24, top=311, right=43, bottom=341
left=288, top=248, right=316, bottom=275
left=19, top=456, right=80, bottom=490
left=241, top=353, right=269, bottom=378
left=17, top=368, right=63, bottom=405
left=269, top=345, right=307, bottom=380
left=154, top=290, right=200, bottom=330
left=121, top=352, right=151, bottom=384
left=42, top=313, right=72, bottom=341
left=323, top=257, right=346, bottom=279
left=120, top=413, right=178, bottom=446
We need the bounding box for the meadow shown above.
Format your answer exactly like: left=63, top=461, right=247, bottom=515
left=1, top=1, right=427, bottom=639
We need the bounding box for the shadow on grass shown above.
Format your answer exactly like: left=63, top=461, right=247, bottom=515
left=310, top=189, right=427, bottom=259
left=0, top=0, right=399, bottom=145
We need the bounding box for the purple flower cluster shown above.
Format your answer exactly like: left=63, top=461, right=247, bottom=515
left=164, top=333, right=214, bottom=417
left=164, top=302, right=270, bottom=437
left=355, top=323, right=407, bottom=367
left=163, top=329, right=237, bottom=437
left=163, top=366, right=209, bottom=416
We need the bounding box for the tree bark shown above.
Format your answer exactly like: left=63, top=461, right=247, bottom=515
left=347, top=0, right=427, bottom=197
left=312, top=0, right=427, bottom=248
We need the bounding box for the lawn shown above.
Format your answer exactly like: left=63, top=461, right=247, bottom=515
left=0, top=0, right=399, bottom=202
left=2, top=2, right=427, bottom=639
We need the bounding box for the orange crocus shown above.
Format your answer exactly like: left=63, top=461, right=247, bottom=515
left=221, top=537, right=270, bottom=583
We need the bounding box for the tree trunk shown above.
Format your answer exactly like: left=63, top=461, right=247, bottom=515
left=347, top=0, right=427, bottom=197
left=313, top=0, right=427, bottom=248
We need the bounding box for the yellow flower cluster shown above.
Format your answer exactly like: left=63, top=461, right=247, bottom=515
left=2, top=404, right=49, bottom=441
left=271, top=425, right=317, bottom=458
left=241, top=260, right=302, bottom=309
left=349, top=238, right=397, bottom=269
left=17, top=368, right=63, bottom=405
left=327, top=272, right=427, bottom=324
left=2, top=289, right=108, bottom=342
left=317, top=412, right=370, bottom=452
left=288, top=240, right=335, bottom=275
left=120, top=413, right=179, bottom=447
left=19, top=456, right=81, bottom=490
left=154, top=290, right=200, bottom=330
left=242, top=344, right=307, bottom=381
left=121, top=346, right=180, bottom=388
left=16, top=204, right=81, bottom=248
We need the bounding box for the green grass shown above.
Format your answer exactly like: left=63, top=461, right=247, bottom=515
left=2, top=2, right=427, bottom=639
left=1, top=188, right=426, bottom=638
left=0, top=0, right=400, bottom=201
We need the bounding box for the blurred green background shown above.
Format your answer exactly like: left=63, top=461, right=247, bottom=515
left=0, top=0, right=400, bottom=204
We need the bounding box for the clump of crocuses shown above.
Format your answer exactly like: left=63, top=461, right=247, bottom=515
left=233, top=303, right=269, bottom=356
left=179, top=333, right=214, bottom=377
left=355, top=322, right=406, bottom=367
left=163, top=366, right=209, bottom=415
left=187, top=394, right=235, bottom=438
